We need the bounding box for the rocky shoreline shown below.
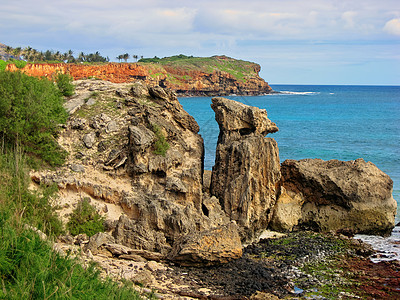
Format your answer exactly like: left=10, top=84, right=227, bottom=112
left=53, top=230, right=399, bottom=299
left=30, top=79, right=398, bottom=299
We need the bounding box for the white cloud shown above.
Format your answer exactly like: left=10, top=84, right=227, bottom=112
left=383, top=18, right=400, bottom=36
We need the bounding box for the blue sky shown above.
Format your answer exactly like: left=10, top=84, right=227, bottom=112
left=1, top=0, right=399, bottom=85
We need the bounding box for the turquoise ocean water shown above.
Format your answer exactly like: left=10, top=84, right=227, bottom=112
left=179, top=85, right=400, bottom=223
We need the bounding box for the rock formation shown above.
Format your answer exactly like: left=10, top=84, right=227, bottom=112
left=271, top=159, right=397, bottom=235
left=5, top=55, right=272, bottom=96
left=31, top=79, right=242, bottom=264
left=210, top=97, right=281, bottom=241
left=168, top=221, right=242, bottom=266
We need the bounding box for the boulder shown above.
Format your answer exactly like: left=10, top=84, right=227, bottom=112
left=210, top=97, right=281, bottom=241
left=168, top=222, right=243, bottom=266
left=272, top=158, right=397, bottom=235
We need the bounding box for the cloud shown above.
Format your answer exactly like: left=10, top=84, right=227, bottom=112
left=383, top=18, right=400, bottom=36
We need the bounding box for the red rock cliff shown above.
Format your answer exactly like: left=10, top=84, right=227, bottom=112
left=6, top=58, right=272, bottom=96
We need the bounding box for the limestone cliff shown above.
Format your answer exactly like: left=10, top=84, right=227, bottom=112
left=31, top=79, right=241, bottom=264
left=5, top=55, right=272, bottom=96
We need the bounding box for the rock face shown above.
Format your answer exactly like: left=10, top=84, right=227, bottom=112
left=168, top=222, right=243, bottom=266
left=31, top=79, right=242, bottom=265
left=210, top=97, right=281, bottom=241
left=6, top=56, right=272, bottom=96
left=271, top=159, right=397, bottom=235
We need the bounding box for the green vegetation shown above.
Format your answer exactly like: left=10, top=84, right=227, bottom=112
left=0, top=69, right=141, bottom=299
left=0, top=59, right=27, bottom=71
left=67, top=198, right=105, bottom=237
left=55, top=72, right=75, bottom=97
left=151, top=124, right=170, bottom=156
left=139, top=54, right=254, bottom=82
left=0, top=70, right=68, bottom=167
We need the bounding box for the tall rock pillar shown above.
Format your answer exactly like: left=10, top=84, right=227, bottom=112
left=210, top=97, right=281, bottom=241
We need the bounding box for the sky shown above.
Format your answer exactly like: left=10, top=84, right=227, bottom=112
left=1, top=0, right=399, bottom=85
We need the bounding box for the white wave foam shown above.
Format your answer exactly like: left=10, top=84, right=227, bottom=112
left=278, top=91, right=320, bottom=95
left=355, top=226, right=400, bottom=263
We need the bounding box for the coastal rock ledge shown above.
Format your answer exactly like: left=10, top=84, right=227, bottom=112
left=271, top=158, right=397, bottom=235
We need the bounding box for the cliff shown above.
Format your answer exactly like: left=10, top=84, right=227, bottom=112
left=5, top=55, right=272, bottom=96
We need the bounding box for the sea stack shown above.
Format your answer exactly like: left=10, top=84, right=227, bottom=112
left=210, top=97, right=281, bottom=241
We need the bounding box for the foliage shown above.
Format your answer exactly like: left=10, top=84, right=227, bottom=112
left=0, top=59, right=27, bottom=71
left=67, top=198, right=105, bottom=236
left=0, top=60, right=7, bottom=70
left=0, top=210, right=141, bottom=299
left=0, top=148, right=63, bottom=236
left=55, top=72, right=75, bottom=96
left=151, top=124, right=170, bottom=156
left=0, top=70, right=68, bottom=166
left=8, top=58, right=27, bottom=69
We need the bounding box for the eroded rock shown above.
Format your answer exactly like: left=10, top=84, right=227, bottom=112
left=168, top=222, right=243, bottom=266
left=273, top=158, right=397, bottom=235
left=210, top=97, right=281, bottom=241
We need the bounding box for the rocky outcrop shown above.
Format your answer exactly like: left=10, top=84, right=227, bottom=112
left=6, top=56, right=272, bottom=96
left=271, top=159, right=397, bottom=235
left=31, top=79, right=242, bottom=265
left=168, top=222, right=242, bottom=266
left=210, top=97, right=281, bottom=241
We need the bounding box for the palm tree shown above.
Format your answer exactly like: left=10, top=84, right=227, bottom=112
left=132, top=55, right=138, bottom=62
left=4, top=46, right=13, bottom=58
left=123, top=53, right=129, bottom=62
left=22, top=46, right=32, bottom=61
left=13, top=47, right=22, bottom=59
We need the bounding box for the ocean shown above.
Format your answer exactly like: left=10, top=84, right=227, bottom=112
left=179, top=85, right=400, bottom=260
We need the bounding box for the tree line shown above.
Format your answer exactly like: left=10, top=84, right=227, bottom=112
left=3, top=45, right=145, bottom=64
left=3, top=45, right=109, bottom=63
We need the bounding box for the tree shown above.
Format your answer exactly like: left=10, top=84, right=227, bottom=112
left=123, top=53, right=129, bottom=62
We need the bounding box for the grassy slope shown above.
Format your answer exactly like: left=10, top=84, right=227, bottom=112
left=0, top=70, right=142, bottom=299
left=139, top=55, right=260, bottom=82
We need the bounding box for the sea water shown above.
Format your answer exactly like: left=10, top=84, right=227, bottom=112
left=179, top=85, right=400, bottom=260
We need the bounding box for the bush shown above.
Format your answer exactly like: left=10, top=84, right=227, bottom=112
left=0, top=60, right=7, bottom=70
left=0, top=149, right=63, bottom=236
left=0, top=212, right=140, bottom=299
left=152, top=124, right=170, bottom=156
left=55, top=72, right=75, bottom=97
left=67, top=198, right=105, bottom=236
left=0, top=70, right=68, bottom=166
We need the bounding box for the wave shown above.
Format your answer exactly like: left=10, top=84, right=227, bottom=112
left=276, top=91, right=320, bottom=95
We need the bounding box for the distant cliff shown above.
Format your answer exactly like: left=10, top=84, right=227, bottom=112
left=5, top=55, right=272, bottom=96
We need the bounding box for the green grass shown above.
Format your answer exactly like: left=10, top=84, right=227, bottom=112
left=151, top=124, right=170, bottom=156
left=139, top=55, right=257, bottom=83
left=0, top=69, right=142, bottom=299
left=0, top=146, right=142, bottom=300
left=67, top=198, right=105, bottom=237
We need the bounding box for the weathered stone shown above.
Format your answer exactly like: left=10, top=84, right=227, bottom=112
left=210, top=97, right=281, bottom=241
left=85, top=232, right=115, bottom=254
left=83, top=132, right=96, bottom=148
left=70, top=164, right=85, bottom=173
left=106, top=120, right=118, bottom=133
left=118, top=254, right=147, bottom=262
left=132, top=270, right=154, bottom=286
left=168, top=222, right=243, bottom=266
left=211, top=97, right=278, bottom=136
left=275, top=158, right=397, bottom=235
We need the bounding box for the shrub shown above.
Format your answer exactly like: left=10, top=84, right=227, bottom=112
left=0, top=70, right=68, bottom=166
left=67, top=198, right=105, bottom=236
left=152, top=124, right=170, bottom=156
left=0, top=211, right=140, bottom=299
left=55, top=72, right=75, bottom=96
left=0, top=60, right=7, bottom=71
left=0, top=149, right=63, bottom=236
